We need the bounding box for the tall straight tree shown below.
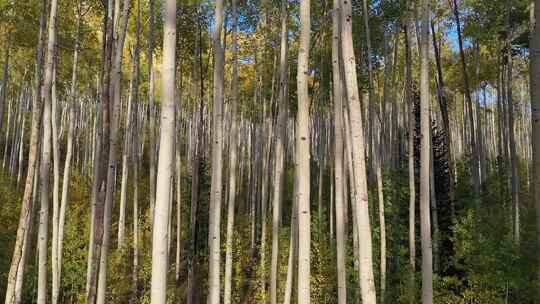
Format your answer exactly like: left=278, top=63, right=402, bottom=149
left=530, top=0, right=540, bottom=285
left=224, top=0, right=239, bottom=302
left=148, top=0, right=156, bottom=224
left=419, top=0, right=434, bottom=302
left=37, top=0, right=59, bottom=302
left=450, top=0, right=480, bottom=198
left=54, top=5, right=82, bottom=303
left=0, top=32, right=10, bottom=134
left=208, top=0, right=225, bottom=303
left=340, top=0, right=377, bottom=302
left=269, top=2, right=288, bottom=303
left=4, top=0, right=46, bottom=302
left=296, top=0, right=311, bottom=302
left=150, top=0, right=176, bottom=302
left=332, top=0, right=346, bottom=302
left=87, top=0, right=114, bottom=301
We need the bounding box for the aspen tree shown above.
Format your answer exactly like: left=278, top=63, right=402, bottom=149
left=269, top=2, right=289, bottom=303
left=224, top=0, right=239, bottom=303
left=419, top=0, right=434, bottom=301
left=332, top=0, right=346, bottom=301
left=208, top=1, right=225, bottom=302
left=4, top=1, right=46, bottom=301
left=297, top=0, right=311, bottom=302
left=340, top=0, right=377, bottom=302
left=87, top=0, right=114, bottom=301
left=150, top=0, right=176, bottom=301
left=37, top=0, right=59, bottom=302
left=451, top=0, right=480, bottom=198
left=530, top=0, right=540, bottom=284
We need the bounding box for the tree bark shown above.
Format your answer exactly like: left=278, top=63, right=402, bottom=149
left=86, top=0, right=114, bottom=301
left=297, top=0, right=311, bottom=302
left=4, top=0, right=46, bottom=301
left=208, top=1, right=225, bottom=303
left=450, top=0, right=481, bottom=198
left=530, top=0, right=540, bottom=286
left=419, top=0, right=433, bottom=302
left=37, top=0, right=59, bottom=301
left=55, top=7, right=80, bottom=299
left=332, top=1, right=346, bottom=301
left=224, top=0, right=239, bottom=302
left=150, top=0, right=176, bottom=302
left=340, top=0, right=377, bottom=302
left=269, top=2, right=289, bottom=303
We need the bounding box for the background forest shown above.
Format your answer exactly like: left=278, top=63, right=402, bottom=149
left=0, top=0, right=539, bottom=303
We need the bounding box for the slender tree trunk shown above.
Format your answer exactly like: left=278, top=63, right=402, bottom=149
left=0, top=32, right=10, bottom=135
left=419, top=0, right=433, bottom=302
left=150, top=0, right=176, bottom=302
left=86, top=0, right=114, bottom=301
left=530, top=0, right=540, bottom=286
left=224, top=1, right=239, bottom=303
left=340, top=0, right=377, bottom=302
left=269, top=2, right=289, bottom=303
left=504, top=0, right=520, bottom=244
left=4, top=0, right=46, bottom=301
left=376, top=122, right=386, bottom=304
left=96, top=2, right=131, bottom=303
left=131, top=3, right=141, bottom=293
left=37, top=0, right=59, bottom=301
left=148, top=0, right=156, bottom=226
left=208, top=1, right=225, bottom=303
left=332, top=1, right=346, bottom=301
left=297, top=1, right=311, bottom=302
left=404, top=12, right=416, bottom=303
left=187, top=20, right=205, bottom=302
left=451, top=0, right=480, bottom=198
left=51, top=57, right=61, bottom=304
left=118, top=44, right=135, bottom=251
left=431, top=19, right=456, bottom=214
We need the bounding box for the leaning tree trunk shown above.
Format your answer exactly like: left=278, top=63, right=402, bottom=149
left=150, top=0, right=176, bottom=302
left=296, top=0, right=311, bottom=302
left=340, top=0, right=377, bottom=302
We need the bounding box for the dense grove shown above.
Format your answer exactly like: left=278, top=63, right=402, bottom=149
left=0, top=0, right=539, bottom=303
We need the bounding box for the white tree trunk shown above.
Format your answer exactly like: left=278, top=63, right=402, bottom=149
left=296, top=0, right=311, bottom=302
left=37, top=0, right=59, bottom=301
left=269, top=2, right=289, bottom=303
left=419, top=0, right=434, bottom=302
left=224, top=0, right=239, bottom=302
left=332, top=0, right=347, bottom=302
left=150, top=0, right=176, bottom=302
left=4, top=1, right=46, bottom=301
left=208, top=0, right=225, bottom=303
left=340, top=0, right=377, bottom=302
